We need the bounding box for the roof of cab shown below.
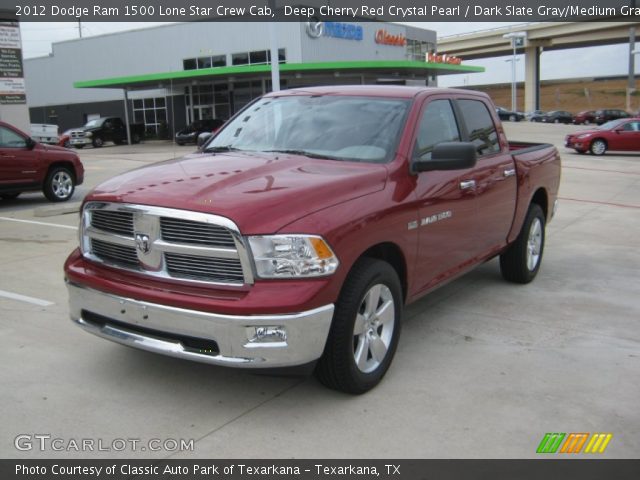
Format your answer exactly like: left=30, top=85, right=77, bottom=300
left=264, top=85, right=485, bottom=100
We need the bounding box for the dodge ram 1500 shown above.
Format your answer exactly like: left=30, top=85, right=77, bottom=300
left=64, top=86, right=561, bottom=393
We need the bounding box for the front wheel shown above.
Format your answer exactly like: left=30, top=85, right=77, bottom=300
left=92, top=137, right=104, bottom=148
left=132, top=133, right=141, bottom=144
left=509, top=114, right=516, bottom=122
left=43, top=167, right=75, bottom=202
left=315, top=258, right=402, bottom=394
left=590, top=139, right=607, bottom=156
left=500, top=204, right=545, bottom=284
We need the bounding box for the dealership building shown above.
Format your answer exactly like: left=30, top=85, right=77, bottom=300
left=24, top=21, right=483, bottom=135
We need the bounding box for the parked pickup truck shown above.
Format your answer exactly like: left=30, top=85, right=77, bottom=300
left=69, top=117, right=144, bottom=148
left=64, top=86, right=561, bottom=393
left=30, top=124, right=59, bottom=145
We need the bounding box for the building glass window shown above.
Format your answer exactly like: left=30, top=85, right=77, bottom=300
left=132, top=97, right=168, bottom=136
left=406, top=39, right=434, bottom=62
left=184, top=55, right=227, bottom=70
left=232, top=52, right=249, bottom=65
left=197, top=57, right=212, bottom=69
left=212, top=55, right=226, bottom=67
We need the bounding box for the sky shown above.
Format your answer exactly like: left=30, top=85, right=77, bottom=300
left=18, top=21, right=637, bottom=87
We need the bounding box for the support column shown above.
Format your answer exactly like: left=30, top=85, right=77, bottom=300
left=524, top=46, right=540, bottom=112
left=122, top=89, right=131, bottom=146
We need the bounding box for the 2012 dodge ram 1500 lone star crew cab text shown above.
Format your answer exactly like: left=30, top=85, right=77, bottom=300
left=64, top=86, right=561, bottom=393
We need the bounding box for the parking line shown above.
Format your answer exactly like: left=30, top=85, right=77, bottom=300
left=0, top=217, right=78, bottom=230
left=0, top=289, right=54, bottom=307
left=558, top=197, right=640, bottom=209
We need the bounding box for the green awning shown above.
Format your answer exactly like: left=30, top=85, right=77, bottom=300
left=74, top=60, right=484, bottom=89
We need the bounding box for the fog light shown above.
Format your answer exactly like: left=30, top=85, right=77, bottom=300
left=246, top=326, right=287, bottom=345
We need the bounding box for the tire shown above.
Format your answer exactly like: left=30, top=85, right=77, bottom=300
left=590, top=139, right=607, bottom=156
left=63, top=140, right=70, bottom=148
left=509, top=114, right=516, bottom=122
left=584, top=119, right=590, bottom=125
left=92, top=137, right=104, bottom=148
left=315, top=258, right=403, bottom=394
left=500, top=204, right=545, bottom=284
left=554, top=118, right=560, bottom=124
left=132, top=133, right=141, bottom=144
left=1, top=192, right=20, bottom=200
left=43, top=166, right=75, bottom=202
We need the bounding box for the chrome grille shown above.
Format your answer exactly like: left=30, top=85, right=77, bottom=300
left=91, top=210, right=134, bottom=236
left=81, top=203, right=253, bottom=286
left=165, top=253, right=244, bottom=283
left=90, top=239, right=138, bottom=267
left=160, top=217, right=235, bottom=247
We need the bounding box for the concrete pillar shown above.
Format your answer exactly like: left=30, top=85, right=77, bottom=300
left=524, top=46, right=541, bottom=112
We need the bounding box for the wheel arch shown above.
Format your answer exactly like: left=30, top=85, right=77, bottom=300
left=530, top=187, right=549, bottom=221
left=45, top=161, right=77, bottom=182
left=355, top=242, right=408, bottom=303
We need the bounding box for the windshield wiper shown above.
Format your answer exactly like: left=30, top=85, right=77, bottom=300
left=265, top=149, right=342, bottom=160
left=204, top=145, right=242, bottom=153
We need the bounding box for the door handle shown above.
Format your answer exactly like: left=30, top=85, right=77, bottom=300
left=503, top=168, right=516, bottom=177
left=459, top=180, right=476, bottom=190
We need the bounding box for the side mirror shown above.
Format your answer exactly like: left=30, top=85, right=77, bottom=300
left=412, top=142, right=477, bottom=173
left=26, top=137, right=37, bottom=149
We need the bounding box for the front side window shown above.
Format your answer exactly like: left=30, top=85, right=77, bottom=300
left=457, top=99, right=500, bottom=156
left=0, top=126, right=27, bottom=148
left=206, top=95, right=410, bottom=163
left=414, top=99, right=460, bottom=161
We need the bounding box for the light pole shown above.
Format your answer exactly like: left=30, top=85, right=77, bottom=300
left=503, top=32, right=527, bottom=112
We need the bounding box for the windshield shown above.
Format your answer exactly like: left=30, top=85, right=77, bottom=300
left=599, top=119, right=626, bottom=130
left=84, top=118, right=105, bottom=128
left=205, top=95, right=411, bottom=163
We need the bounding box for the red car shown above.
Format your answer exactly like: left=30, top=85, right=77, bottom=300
left=565, top=118, right=640, bottom=155
left=572, top=110, right=596, bottom=125
left=0, top=121, right=84, bottom=201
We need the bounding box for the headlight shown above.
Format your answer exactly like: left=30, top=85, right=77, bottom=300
left=577, top=134, right=591, bottom=139
left=85, top=131, right=93, bottom=137
left=248, top=235, right=339, bottom=278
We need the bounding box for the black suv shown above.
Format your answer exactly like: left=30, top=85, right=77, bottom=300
left=594, top=109, right=630, bottom=125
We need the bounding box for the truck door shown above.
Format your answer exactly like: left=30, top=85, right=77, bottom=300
left=0, top=125, right=39, bottom=186
left=455, top=98, right=518, bottom=258
left=410, top=97, right=480, bottom=293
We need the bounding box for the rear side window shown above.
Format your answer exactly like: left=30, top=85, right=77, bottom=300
left=414, top=99, right=461, bottom=161
left=457, top=99, right=500, bottom=156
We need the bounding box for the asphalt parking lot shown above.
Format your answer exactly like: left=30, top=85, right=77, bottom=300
left=1, top=123, right=638, bottom=459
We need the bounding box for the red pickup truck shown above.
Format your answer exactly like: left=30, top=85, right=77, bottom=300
left=64, top=86, right=561, bottom=393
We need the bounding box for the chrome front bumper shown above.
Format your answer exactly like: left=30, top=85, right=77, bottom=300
left=67, top=282, right=334, bottom=368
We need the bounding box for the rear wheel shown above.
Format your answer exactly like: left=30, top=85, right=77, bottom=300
left=590, top=139, right=607, bottom=156
left=554, top=118, right=560, bottom=124
left=509, top=114, right=516, bottom=122
left=43, top=167, right=75, bottom=202
left=315, top=258, right=402, bottom=394
left=132, top=133, right=141, bottom=144
left=500, top=204, right=545, bottom=284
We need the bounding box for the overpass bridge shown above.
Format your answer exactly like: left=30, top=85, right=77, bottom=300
left=437, top=22, right=640, bottom=112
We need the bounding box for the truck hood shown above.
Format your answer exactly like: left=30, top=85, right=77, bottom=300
left=87, top=151, right=388, bottom=234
